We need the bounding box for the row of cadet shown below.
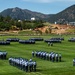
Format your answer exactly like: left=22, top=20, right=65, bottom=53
left=0, top=37, right=64, bottom=45
left=9, top=57, right=37, bottom=72
left=0, top=51, right=7, bottom=59
left=0, top=41, right=10, bottom=45
left=32, top=51, right=62, bottom=62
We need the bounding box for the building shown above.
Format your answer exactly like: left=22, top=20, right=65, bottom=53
left=69, top=22, right=75, bottom=25
left=31, top=17, right=35, bottom=21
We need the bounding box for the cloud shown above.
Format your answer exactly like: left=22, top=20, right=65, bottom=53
left=22, top=0, right=75, bottom=3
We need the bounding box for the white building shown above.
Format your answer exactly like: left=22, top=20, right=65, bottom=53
left=55, top=22, right=57, bottom=24
left=18, top=20, right=22, bottom=22
left=31, top=17, right=35, bottom=21
left=69, top=22, right=75, bottom=25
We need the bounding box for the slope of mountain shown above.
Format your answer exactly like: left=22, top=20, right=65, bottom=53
left=0, top=5, right=75, bottom=23
left=0, top=7, right=49, bottom=20
left=49, top=5, right=75, bottom=23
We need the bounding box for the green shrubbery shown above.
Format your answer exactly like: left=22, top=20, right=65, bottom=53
left=0, top=16, right=45, bottom=31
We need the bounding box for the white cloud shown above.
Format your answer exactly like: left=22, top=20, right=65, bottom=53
left=22, top=0, right=75, bottom=3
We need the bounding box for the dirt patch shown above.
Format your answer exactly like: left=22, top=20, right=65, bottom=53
left=35, top=24, right=75, bottom=34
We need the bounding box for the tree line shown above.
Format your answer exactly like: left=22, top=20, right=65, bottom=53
left=0, top=16, right=45, bottom=31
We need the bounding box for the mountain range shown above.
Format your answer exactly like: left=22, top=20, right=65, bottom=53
left=0, top=5, right=75, bottom=23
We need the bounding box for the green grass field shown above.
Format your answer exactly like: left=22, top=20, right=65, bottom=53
left=0, top=35, right=75, bottom=75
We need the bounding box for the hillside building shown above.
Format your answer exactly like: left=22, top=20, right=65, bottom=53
left=31, top=17, right=35, bottom=21
left=69, top=22, right=75, bottom=25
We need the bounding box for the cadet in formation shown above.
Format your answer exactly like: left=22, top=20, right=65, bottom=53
left=32, top=51, right=62, bottom=62
left=73, top=58, right=75, bottom=66
left=48, top=42, right=53, bottom=46
left=59, top=53, right=62, bottom=62
left=0, top=51, right=7, bottom=59
left=32, top=51, right=35, bottom=57
left=9, top=57, right=37, bottom=72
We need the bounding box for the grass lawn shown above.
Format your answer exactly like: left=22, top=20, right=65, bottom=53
left=0, top=34, right=75, bottom=75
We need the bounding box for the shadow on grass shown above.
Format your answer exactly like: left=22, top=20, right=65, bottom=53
left=36, top=69, right=42, bottom=72
left=60, top=60, right=66, bottom=62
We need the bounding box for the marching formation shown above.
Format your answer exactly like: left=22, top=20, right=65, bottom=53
left=19, top=40, right=35, bottom=44
left=0, top=51, right=7, bottom=59
left=9, top=57, right=37, bottom=72
left=6, top=38, right=19, bottom=42
left=1, top=36, right=75, bottom=74
left=68, top=38, right=75, bottom=42
left=32, top=51, right=62, bottom=62
left=44, top=37, right=64, bottom=43
left=29, top=38, right=43, bottom=41
left=0, top=41, right=10, bottom=45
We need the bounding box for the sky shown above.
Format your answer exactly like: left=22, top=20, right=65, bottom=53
left=0, top=0, right=75, bottom=14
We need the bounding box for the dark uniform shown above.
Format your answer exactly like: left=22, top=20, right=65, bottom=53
left=9, top=57, right=12, bottom=65
left=48, top=42, right=50, bottom=46
left=52, top=54, right=55, bottom=62
left=59, top=54, right=62, bottom=62
left=55, top=53, right=58, bottom=62
left=0, top=51, right=7, bottom=59
left=32, top=51, right=35, bottom=57
left=50, top=42, right=53, bottom=46
left=33, top=61, right=37, bottom=72
left=3, top=52, right=7, bottom=59
left=49, top=53, right=51, bottom=61
left=73, top=58, right=75, bottom=66
left=25, top=61, right=28, bottom=72
left=35, top=51, right=37, bottom=57
left=29, top=61, right=32, bottom=72
left=9, top=57, right=37, bottom=72
left=46, top=53, right=49, bottom=60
